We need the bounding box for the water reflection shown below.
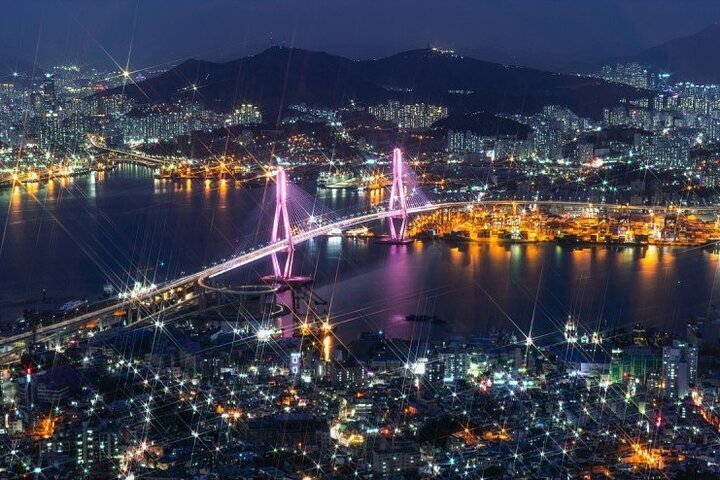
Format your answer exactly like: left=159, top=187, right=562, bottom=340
left=0, top=167, right=718, bottom=341
left=217, top=179, right=228, bottom=209
left=86, top=173, right=96, bottom=204
left=278, top=240, right=720, bottom=341
left=46, top=179, right=56, bottom=201
left=368, top=188, right=384, bottom=208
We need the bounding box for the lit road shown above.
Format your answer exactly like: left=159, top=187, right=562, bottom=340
left=1, top=198, right=718, bottom=353
left=0, top=201, right=471, bottom=352
left=87, top=134, right=167, bottom=167
left=458, top=199, right=720, bottom=213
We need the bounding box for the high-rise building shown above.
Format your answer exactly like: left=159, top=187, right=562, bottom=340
left=368, top=100, right=447, bottom=129
left=371, top=445, right=421, bottom=475
left=40, top=74, right=57, bottom=109
left=73, top=421, right=121, bottom=471
left=598, top=63, right=650, bottom=89
left=438, top=350, right=471, bottom=382
left=531, top=122, right=565, bottom=159
left=576, top=143, right=595, bottom=164
left=564, top=316, right=578, bottom=344
left=29, top=73, right=58, bottom=115
left=662, top=341, right=698, bottom=400
left=610, top=347, right=662, bottom=384
left=225, top=104, right=263, bottom=126
left=446, top=129, right=486, bottom=154
left=120, top=111, right=188, bottom=143
left=643, top=134, right=690, bottom=169
left=632, top=324, right=648, bottom=347
left=604, top=106, right=629, bottom=127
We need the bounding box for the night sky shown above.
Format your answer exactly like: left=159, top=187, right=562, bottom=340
left=1, top=0, right=720, bottom=70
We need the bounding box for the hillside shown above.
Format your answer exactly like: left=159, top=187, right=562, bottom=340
left=104, top=47, right=648, bottom=122
left=632, top=24, right=720, bottom=83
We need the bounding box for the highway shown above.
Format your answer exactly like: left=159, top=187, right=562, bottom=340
left=0, top=201, right=473, bottom=351
left=1, top=198, right=718, bottom=352
left=87, top=134, right=167, bottom=167
left=458, top=199, right=720, bottom=213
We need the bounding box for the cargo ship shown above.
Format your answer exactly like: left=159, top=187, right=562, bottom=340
left=318, top=170, right=389, bottom=190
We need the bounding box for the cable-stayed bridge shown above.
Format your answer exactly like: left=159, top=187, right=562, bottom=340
left=2, top=148, right=719, bottom=359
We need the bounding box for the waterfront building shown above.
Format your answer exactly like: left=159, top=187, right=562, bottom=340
left=564, top=316, right=578, bottom=344
left=610, top=347, right=662, bottom=384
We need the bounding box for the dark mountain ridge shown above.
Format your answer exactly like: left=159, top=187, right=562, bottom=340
left=631, top=24, right=720, bottom=83
left=104, top=46, right=648, bottom=122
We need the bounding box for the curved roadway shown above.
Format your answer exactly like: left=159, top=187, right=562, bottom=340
left=0, top=201, right=477, bottom=350
left=87, top=134, right=166, bottom=167
left=2, top=198, right=718, bottom=350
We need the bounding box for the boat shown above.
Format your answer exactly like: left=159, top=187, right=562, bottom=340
left=59, top=299, right=88, bottom=312
left=441, top=231, right=473, bottom=242
left=318, top=170, right=389, bottom=190
left=345, top=226, right=372, bottom=237
left=405, top=314, right=446, bottom=324
left=102, top=281, right=115, bottom=298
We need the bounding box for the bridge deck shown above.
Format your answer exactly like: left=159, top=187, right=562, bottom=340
left=2, top=199, right=717, bottom=350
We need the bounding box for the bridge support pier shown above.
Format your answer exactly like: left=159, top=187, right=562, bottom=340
left=377, top=148, right=414, bottom=245
left=262, top=167, right=312, bottom=287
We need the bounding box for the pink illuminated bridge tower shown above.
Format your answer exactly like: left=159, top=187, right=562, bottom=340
left=265, top=167, right=312, bottom=286
left=378, top=148, right=414, bottom=244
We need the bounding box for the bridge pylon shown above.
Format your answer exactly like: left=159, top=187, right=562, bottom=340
left=264, top=167, right=311, bottom=286
left=379, top=148, right=413, bottom=244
